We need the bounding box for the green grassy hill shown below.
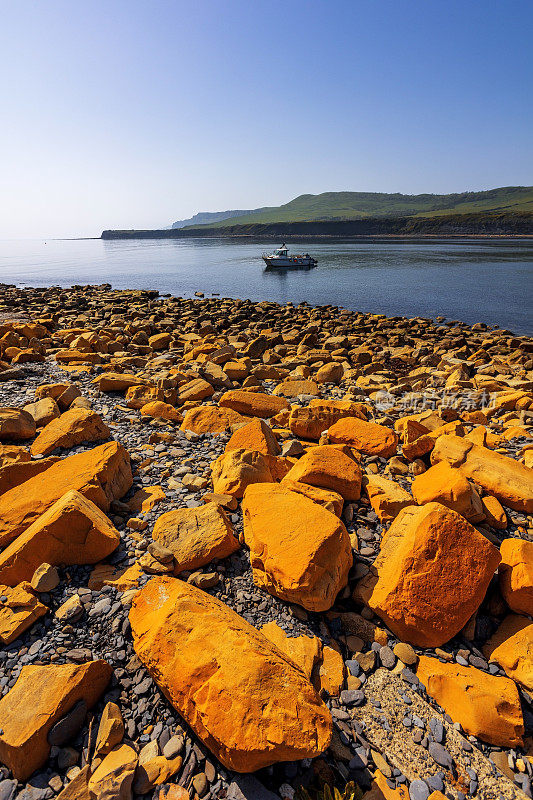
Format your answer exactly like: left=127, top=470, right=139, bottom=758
left=193, top=186, right=533, bottom=227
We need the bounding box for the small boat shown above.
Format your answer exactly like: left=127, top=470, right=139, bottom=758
left=262, top=244, right=317, bottom=268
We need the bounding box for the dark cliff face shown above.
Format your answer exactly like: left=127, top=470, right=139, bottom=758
left=102, top=212, right=533, bottom=239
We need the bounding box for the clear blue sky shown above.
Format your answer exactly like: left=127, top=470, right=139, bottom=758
left=1, top=0, right=532, bottom=238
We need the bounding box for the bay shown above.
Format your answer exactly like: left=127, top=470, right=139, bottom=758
left=1, top=237, right=532, bottom=334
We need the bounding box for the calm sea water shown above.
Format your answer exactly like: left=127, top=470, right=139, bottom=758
left=1, top=237, right=532, bottom=334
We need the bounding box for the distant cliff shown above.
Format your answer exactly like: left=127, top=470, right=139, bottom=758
left=171, top=207, right=270, bottom=229
left=102, top=211, right=533, bottom=239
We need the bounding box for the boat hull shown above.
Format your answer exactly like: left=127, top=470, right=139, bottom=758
left=262, top=256, right=317, bottom=268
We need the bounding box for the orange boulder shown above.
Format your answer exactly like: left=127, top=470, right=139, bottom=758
left=242, top=483, right=352, bottom=611
left=329, top=417, right=398, bottom=458
left=180, top=405, right=247, bottom=434
left=288, top=400, right=366, bottom=441
left=282, top=444, right=361, bottom=501
left=411, top=461, right=484, bottom=522
left=0, top=582, right=47, bottom=644
left=211, top=448, right=273, bottom=498
left=484, top=614, right=533, bottom=693
left=261, top=620, right=322, bottom=680
left=225, top=417, right=280, bottom=455
left=417, top=655, right=523, bottom=747
left=219, top=389, right=289, bottom=418
left=0, top=455, right=60, bottom=496
left=499, top=538, right=533, bottom=616
left=431, top=434, right=533, bottom=513
left=281, top=478, right=344, bottom=516
left=30, top=408, right=111, bottom=457
left=178, top=378, right=215, bottom=402
left=130, top=577, right=332, bottom=772
left=363, top=474, right=413, bottom=522
left=0, top=408, right=36, bottom=441
left=481, top=495, right=507, bottom=529
left=0, top=660, right=111, bottom=780
left=356, top=503, right=500, bottom=647
left=0, top=441, right=132, bottom=548
left=152, top=502, right=239, bottom=573
left=0, top=489, right=120, bottom=586
left=140, top=401, right=182, bottom=422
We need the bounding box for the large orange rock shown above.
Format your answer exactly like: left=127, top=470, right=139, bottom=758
left=417, top=655, right=524, bottom=747
left=219, top=389, right=289, bottom=418
left=0, top=660, right=112, bottom=780
left=288, top=400, right=366, bottom=440
left=499, top=538, right=533, bottom=615
left=242, top=483, right=352, bottom=611
left=88, top=743, right=138, bottom=799
left=355, top=503, right=501, bottom=647
left=178, top=378, right=215, bottom=402
left=411, top=461, right=484, bottom=522
left=0, top=408, right=36, bottom=441
left=0, top=582, right=47, bottom=644
left=211, top=448, right=274, bottom=498
left=0, top=455, right=60, bottom=496
left=152, top=502, right=239, bottom=573
left=281, top=479, right=344, bottom=516
left=402, top=421, right=464, bottom=461
left=431, top=434, right=533, bottom=513
left=282, top=445, right=361, bottom=501
left=30, top=407, right=111, bottom=456
left=0, top=490, right=120, bottom=586
left=130, top=577, right=332, bottom=772
left=180, top=405, right=247, bottom=434
left=363, top=474, right=413, bottom=522
left=0, top=441, right=132, bottom=548
left=0, top=445, right=30, bottom=467
left=23, top=397, right=60, bottom=427
left=95, top=372, right=148, bottom=392
left=329, top=417, right=398, bottom=458
left=261, top=621, right=322, bottom=680
left=225, top=417, right=280, bottom=455
left=484, top=614, right=533, bottom=692
left=273, top=378, right=320, bottom=398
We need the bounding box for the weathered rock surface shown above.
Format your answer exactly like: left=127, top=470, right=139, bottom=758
left=282, top=445, right=362, bottom=501
left=219, top=389, right=289, bottom=418
left=484, top=614, right=533, bottom=692
left=411, top=460, right=485, bottom=522
left=329, top=417, right=398, bottom=458
left=242, top=483, right=352, bottom=611
left=30, top=407, right=111, bottom=456
left=363, top=474, right=413, bottom=522
left=211, top=448, right=273, bottom=498
left=225, top=417, right=280, bottom=455
left=130, top=577, right=332, bottom=772
left=499, top=538, right=533, bottom=616
left=0, top=581, right=47, bottom=644
left=0, top=408, right=36, bottom=441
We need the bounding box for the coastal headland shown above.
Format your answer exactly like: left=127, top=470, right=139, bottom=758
left=0, top=283, right=531, bottom=798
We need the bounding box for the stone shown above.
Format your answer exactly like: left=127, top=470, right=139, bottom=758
left=225, top=417, right=280, bottom=455
left=23, top=397, right=60, bottom=428
left=127, top=485, right=166, bottom=514
left=0, top=455, right=60, bottom=496
left=219, top=389, right=289, bottom=418
left=329, top=417, right=398, bottom=458
left=0, top=490, right=120, bottom=586
left=55, top=593, right=83, bottom=623
left=355, top=503, right=501, bottom=647
left=281, top=478, right=344, bottom=516
left=211, top=448, right=273, bottom=498
left=365, top=770, right=409, bottom=799
left=288, top=400, right=367, bottom=440
left=95, top=372, right=148, bottom=392
left=47, top=699, right=87, bottom=745
left=30, top=408, right=111, bottom=457
left=317, top=642, right=346, bottom=697
left=242, top=483, right=352, bottom=611
left=0, top=441, right=131, bottom=548
left=411, top=461, right=484, bottom=522
left=0, top=581, right=47, bottom=644
left=140, top=401, right=182, bottom=422
left=273, top=378, right=320, bottom=398
left=481, top=495, right=507, bottom=529
left=417, top=655, right=524, bottom=747
left=0, top=660, right=111, bottom=780
left=316, top=361, right=344, bottom=384
left=0, top=408, right=36, bottom=441
left=180, top=405, right=247, bottom=434
left=95, top=702, right=125, bottom=758
left=431, top=434, right=533, bottom=513
left=0, top=444, right=30, bottom=467
left=30, top=562, right=59, bottom=592
left=130, top=577, right=332, bottom=772
left=364, top=474, right=413, bottom=522
left=261, top=621, right=322, bottom=679
left=178, top=377, right=215, bottom=402
left=484, top=614, right=533, bottom=692
left=393, top=642, right=417, bottom=666
left=88, top=743, right=137, bottom=799
left=55, top=767, right=91, bottom=800
left=499, top=538, right=533, bottom=616
left=152, top=502, right=240, bottom=573
left=133, top=755, right=182, bottom=794
left=282, top=445, right=362, bottom=501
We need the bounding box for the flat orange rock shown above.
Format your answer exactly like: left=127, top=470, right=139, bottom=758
left=219, top=389, right=289, bottom=418
left=499, top=538, right=533, bottom=616
left=484, top=614, right=533, bottom=692
left=225, top=417, right=280, bottom=455
left=0, top=582, right=47, bottom=644
left=329, top=417, right=398, bottom=458
left=282, top=444, right=361, bottom=501
left=130, top=577, right=332, bottom=772
left=180, top=405, right=247, bottom=434
left=30, top=408, right=111, bottom=456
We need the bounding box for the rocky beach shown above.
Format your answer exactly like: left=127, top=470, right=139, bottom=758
left=0, top=283, right=531, bottom=800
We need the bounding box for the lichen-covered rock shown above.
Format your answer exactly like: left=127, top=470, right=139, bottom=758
left=288, top=400, right=366, bottom=441
left=211, top=448, right=274, bottom=498
left=411, top=461, right=484, bottom=522
left=283, top=444, right=361, bottom=502
left=363, top=474, right=413, bottom=522
left=129, top=577, right=332, bottom=772
left=0, top=660, right=111, bottom=780
left=242, top=483, right=352, bottom=611
left=180, top=405, right=247, bottom=434
left=219, top=389, right=289, bottom=418
left=329, top=417, right=398, bottom=458
left=30, top=407, right=111, bottom=457
left=152, top=502, right=239, bottom=573
left=0, top=441, right=132, bottom=548
left=225, top=417, right=280, bottom=455
left=431, top=434, right=533, bottom=513
left=417, top=655, right=524, bottom=747
left=499, top=538, right=533, bottom=615
left=0, top=582, right=47, bottom=644
left=484, top=614, right=533, bottom=693
left=0, top=408, right=36, bottom=441
left=0, top=489, right=120, bottom=586
left=355, top=502, right=501, bottom=647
